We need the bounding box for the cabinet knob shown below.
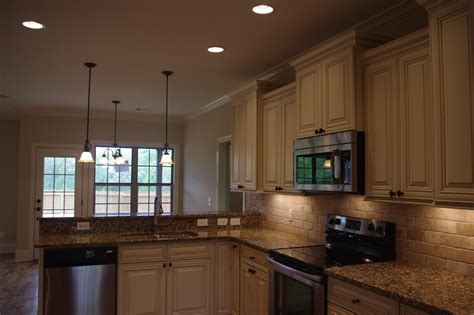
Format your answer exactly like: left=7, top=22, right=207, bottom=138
left=169, top=262, right=172, bottom=267
left=232, top=245, right=238, bottom=249
left=352, top=298, right=360, bottom=304
left=278, top=186, right=283, bottom=191
left=237, top=185, right=244, bottom=189
left=389, top=190, right=396, bottom=197
left=397, top=190, right=404, bottom=197
left=315, top=129, right=319, bottom=135
left=319, top=128, right=325, bottom=134
left=163, top=263, right=166, bottom=268
left=275, top=186, right=278, bottom=192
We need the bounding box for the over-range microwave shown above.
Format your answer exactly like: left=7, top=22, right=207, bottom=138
left=293, top=130, right=364, bottom=193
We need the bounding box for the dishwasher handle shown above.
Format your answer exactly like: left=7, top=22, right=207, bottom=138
left=44, top=247, right=117, bottom=268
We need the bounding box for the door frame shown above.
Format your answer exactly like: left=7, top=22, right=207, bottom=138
left=28, top=143, right=85, bottom=260
left=216, top=135, right=232, bottom=212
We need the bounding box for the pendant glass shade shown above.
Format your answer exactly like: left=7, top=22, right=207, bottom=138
left=323, top=159, right=332, bottom=168
left=79, top=150, right=95, bottom=163
left=160, top=151, right=174, bottom=165
left=114, top=153, right=125, bottom=165
left=99, top=153, right=109, bottom=165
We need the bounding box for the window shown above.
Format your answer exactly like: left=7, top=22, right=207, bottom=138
left=94, top=146, right=174, bottom=216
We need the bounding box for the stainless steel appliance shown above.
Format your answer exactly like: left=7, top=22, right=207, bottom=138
left=293, top=131, right=364, bottom=193
left=43, top=246, right=117, bottom=315
left=268, top=214, right=395, bottom=315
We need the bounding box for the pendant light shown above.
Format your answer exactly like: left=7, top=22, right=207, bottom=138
left=100, top=100, right=125, bottom=165
left=160, top=70, right=174, bottom=165
left=79, top=62, right=97, bottom=163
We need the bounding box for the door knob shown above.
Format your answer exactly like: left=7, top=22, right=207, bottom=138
left=36, top=207, right=41, bottom=211
left=36, top=199, right=41, bottom=203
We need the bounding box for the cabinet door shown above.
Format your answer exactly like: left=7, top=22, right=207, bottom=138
left=263, top=100, right=282, bottom=192
left=231, top=102, right=242, bottom=189
left=240, top=263, right=257, bottom=315
left=296, top=64, right=322, bottom=138
left=281, top=95, right=297, bottom=192
left=365, top=59, right=398, bottom=198
left=167, top=258, right=212, bottom=315
left=118, top=263, right=166, bottom=315
left=243, top=93, right=258, bottom=190
left=327, top=303, right=355, bottom=315
left=430, top=2, right=474, bottom=204
left=399, top=48, right=434, bottom=201
left=322, top=48, right=356, bottom=132
left=254, top=269, right=269, bottom=315
left=215, top=242, right=239, bottom=315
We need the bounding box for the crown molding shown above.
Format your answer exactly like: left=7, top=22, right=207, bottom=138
left=185, top=95, right=231, bottom=121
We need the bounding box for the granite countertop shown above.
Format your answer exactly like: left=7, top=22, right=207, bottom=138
left=326, top=262, right=474, bottom=315
left=35, top=228, right=319, bottom=253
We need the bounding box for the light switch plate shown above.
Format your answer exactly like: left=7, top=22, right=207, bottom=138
left=77, top=222, right=90, bottom=231
left=197, top=218, right=208, bottom=227
left=217, top=218, right=228, bottom=226
left=230, top=218, right=241, bottom=226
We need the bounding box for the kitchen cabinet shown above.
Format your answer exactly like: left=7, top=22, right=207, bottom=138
left=239, top=245, right=269, bottom=315
left=290, top=31, right=382, bottom=138
left=363, top=29, right=433, bottom=201
left=419, top=0, right=474, bottom=205
left=214, top=242, right=240, bottom=315
left=328, top=277, right=428, bottom=315
left=230, top=81, right=282, bottom=191
left=262, top=83, right=297, bottom=193
left=118, top=243, right=213, bottom=315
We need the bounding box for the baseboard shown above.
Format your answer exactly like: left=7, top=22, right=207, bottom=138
left=0, top=243, right=16, bottom=253
left=15, top=249, right=34, bottom=261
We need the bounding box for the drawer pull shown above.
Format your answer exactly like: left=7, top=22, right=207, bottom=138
left=352, top=298, right=360, bottom=304
left=249, top=256, right=255, bottom=260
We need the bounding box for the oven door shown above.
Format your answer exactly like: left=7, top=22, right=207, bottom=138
left=268, top=257, right=325, bottom=315
left=294, top=143, right=356, bottom=192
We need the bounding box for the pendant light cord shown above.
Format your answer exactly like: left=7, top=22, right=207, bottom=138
left=165, top=73, right=169, bottom=150
left=86, top=66, right=92, bottom=147
left=113, top=101, right=118, bottom=146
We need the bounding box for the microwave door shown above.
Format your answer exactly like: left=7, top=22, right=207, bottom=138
left=332, top=149, right=341, bottom=185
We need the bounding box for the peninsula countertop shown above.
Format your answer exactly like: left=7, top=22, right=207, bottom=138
left=326, top=262, right=474, bottom=315
left=35, top=228, right=320, bottom=253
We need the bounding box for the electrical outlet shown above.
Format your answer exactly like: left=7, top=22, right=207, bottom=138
left=288, top=208, right=294, bottom=222
left=230, top=218, right=241, bottom=226
left=0, top=232, right=5, bottom=240
left=207, top=197, right=212, bottom=206
left=217, top=218, right=228, bottom=226
left=197, top=218, right=208, bottom=227
left=77, top=222, right=90, bottom=231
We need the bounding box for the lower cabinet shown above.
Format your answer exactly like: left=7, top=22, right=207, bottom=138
left=118, top=243, right=213, bottom=315
left=239, top=245, right=269, bottom=315
left=214, top=241, right=240, bottom=315
left=328, top=277, right=428, bottom=315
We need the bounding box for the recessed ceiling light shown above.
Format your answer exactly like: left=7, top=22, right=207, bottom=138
left=208, top=46, right=225, bottom=53
left=252, top=4, right=274, bottom=15
left=22, top=21, right=45, bottom=30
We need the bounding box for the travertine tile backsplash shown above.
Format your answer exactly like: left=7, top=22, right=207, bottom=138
left=246, top=193, right=474, bottom=276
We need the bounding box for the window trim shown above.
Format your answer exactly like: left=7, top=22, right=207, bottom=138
left=88, top=141, right=179, bottom=216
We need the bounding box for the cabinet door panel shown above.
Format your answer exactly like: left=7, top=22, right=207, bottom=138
left=215, top=242, right=239, bottom=315
left=297, top=65, right=322, bottom=138
left=167, top=259, right=212, bottom=315
left=365, top=60, right=397, bottom=197
left=431, top=3, right=474, bottom=203
left=255, top=270, right=269, bottom=315
left=399, top=48, right=433, bottom=200
left=231, top=103, right=242, bottom=188
left=243, top=94, right=257, bottom=190
left=240, top=263, right=257, bottom=315
left=323, top=49, right=355, bottom=132
left=118, top=263, right=166, bottom=315
left=281, top=96, right=297, bottom=192
left=263, top=100, right=282, bottom=192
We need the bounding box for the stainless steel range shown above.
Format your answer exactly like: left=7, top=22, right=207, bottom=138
left=268, top=214, right=396, bottom=315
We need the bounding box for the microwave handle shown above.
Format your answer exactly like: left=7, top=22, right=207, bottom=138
left=332, top=149, right=341, bottom=183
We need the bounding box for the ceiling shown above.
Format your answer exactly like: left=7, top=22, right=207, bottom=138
left=1, top=0, right=404, bottom=119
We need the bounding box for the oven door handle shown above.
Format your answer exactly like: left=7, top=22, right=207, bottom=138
left=267, top=257, right=323, bottom=283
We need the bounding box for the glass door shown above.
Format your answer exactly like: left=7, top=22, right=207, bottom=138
left=274, top=272, right=315, bottom=315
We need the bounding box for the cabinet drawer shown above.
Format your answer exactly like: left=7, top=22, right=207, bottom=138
left=328, top=277, right=399, bottom=314
left=119, top=245, right=166, bottom=263
left=327, top=302, right=355, bottom=315
left=241, top=245, right=268, bottom=269
left=400, top=304, right=428, bottom=315
left=167, top=242, right=212, bottom=260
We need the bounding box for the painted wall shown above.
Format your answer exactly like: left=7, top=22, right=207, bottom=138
left=246, top=193, right=474, bottom=276
left=0, top=119, right=19, bottom=253
left=15, top=114, right=184, bottom=259
left=182, top=103, right=233, bottom=213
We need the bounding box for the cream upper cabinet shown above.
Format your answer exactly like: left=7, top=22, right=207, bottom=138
left=291, top=31, right=382, bottom=139
left=363, top=29, right=433, bottom=202
left=419, top=0, right=474, bottom=205
left=214, top=242, right=239, bottom=315
left=118, top=262, right=167, bottom=315
left=167, top=258, right=213, bottom=315
left=262, top=83, right=297, bottom=193
left=230, top=81, right=282, bottom=191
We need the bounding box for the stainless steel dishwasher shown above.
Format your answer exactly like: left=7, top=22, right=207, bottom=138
left=43, top=246, right=117, bottom=315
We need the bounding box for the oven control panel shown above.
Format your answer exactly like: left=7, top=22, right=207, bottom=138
left=326, top=214, right=393, bottom=238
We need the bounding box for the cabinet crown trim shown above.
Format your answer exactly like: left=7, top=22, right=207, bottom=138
left=229, top=80, right=285, bottom=100
left=262, top=82, right=296, bottom=101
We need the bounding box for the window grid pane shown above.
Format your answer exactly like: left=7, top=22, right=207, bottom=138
left=43, top=157, right=76, bottom=218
